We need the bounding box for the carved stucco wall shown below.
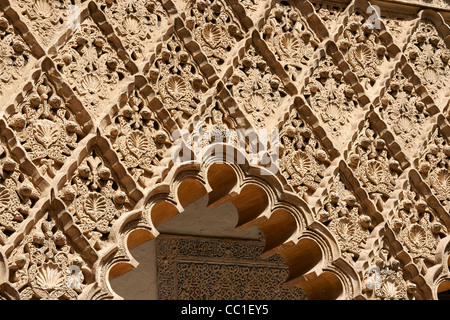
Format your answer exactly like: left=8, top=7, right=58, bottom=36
left=0, top=0, right=448, bottom=300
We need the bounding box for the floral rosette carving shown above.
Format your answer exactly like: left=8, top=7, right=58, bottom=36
left=53, top=18, right=129, bottom=117
left=105, top=91, right=172, bottom=187
left=261, top=2, right=319, bottom=82
left=148, top=34, right=209, bottom=126
left=336, top=13, right=390, bottom=89
left=185, top=0, right=244, bottom=71
left=362, top=246, right=421, bottom=300
left=0, top=144, right=41, bottom=244
left=226, top=46, right=287, bottom=128
left=405, top=20, right=449, bottom=108
left=377, top=71, right=433, bottom=154
left=7, top=74, right=85, bottom=179
left=279, top=109, right=330, bottom=198
left=389, top=184, right=447, bottom=276
left=0, top=14, right=31, bottom=97
left=100, top=0, right=170, bottom=62
left=316, top=174, right=372, bottom=262
left=346, top=121, right=401, bottom=208
left=304, top=56, right=359, bottom=143
left=416, top=127, right=450, bottom=211
left=58, top=153, right=131, bottom=250
left=8, top=214, right=91, bottom=300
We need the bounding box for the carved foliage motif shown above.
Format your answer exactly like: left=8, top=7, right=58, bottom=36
left=8, top=213, right=90, bottom=300
left=362, top=244, right=419, bottom=300
left=316, top=174, right=371, bottom=262
left=405, top=20, right=450, bottom=108
left=336, top=12, right=390, bottom=89
left=147, top=33, right=209, bottom=126
left=346, top=120, right=401, bottom=208
left=416, top=126, right=450, bottom=211
left=279, top=108, right=330, bottom=198
left=185, top=0, right=244, bottom=71
left=0, top=13, right=32, bottom=97
left=389, top=183, right=447, bottom=275
left=58, top=151, right=131, bottom=250
left=311, top=2, right=345, bottom=31
left=53, top=18, right=129, bottom=117
left=376, top=69, right=434, bottom=153
left=100, top=0, right=170, bottom=62
left=196, top=98, right=238, bottom=148
left=7, top=74, right=86, bottom=180
left=303, top=56, right=359, bottom=143
left=0, top=143, right=40, bottom=244
left=261, top=2, right=319, bottom=82
left=12, top=0, right=84, bottom=47
left=225, top=45, right=287, bottom=128
left=105, top=90, right=172, bottom=187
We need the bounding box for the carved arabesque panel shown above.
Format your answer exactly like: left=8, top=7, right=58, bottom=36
left=279, top=107, right=331, bottom=199
left=0, top=12, right=34, bottom=98
left=6, top=72, right=89, bottom=180
left=146, top=31, right=210, bottom=126
left=0, top=134, right=43, bottom=245
left=375, top=65, right=437, bottom=156
left=303, top=55, right=361, bottom=148
left=361, top=238, right=422, bottom=300
left=315, top=173, right=372, bottom=263
left=99, top=0, right=172, bottom=62
left=225, top=44, right=289, bottom=128
left=404, top=19, right=450, bottom=108
left=156, top=235, right=306, bottom=300
left=11, top=0, right=85, bottom=48
left=388, top=180, right=448, bottom=276
left=184, top=0, right=245, bottom=72
left=58, top=150, right=133, bottom=250
left=104, top=89, right=172, bottom=188
left=346, top=117, right=404, bottom=209
left=7, top=212, right=93, bottom=300
left=260, top=1, right=319, bottom=83
left=335, top=10, right=394, bottom=90
left=415, top=120, right=450, bottom=211
left=52, top=17, right=131, bottom=118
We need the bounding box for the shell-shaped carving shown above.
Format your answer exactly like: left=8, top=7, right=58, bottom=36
left=166, top=75, right=187, bottom=101
left=33, top=0, right=53, bottom=18
left=430, top=168, right=450, bottom=199
left=423, top=67, right=437, bottom=83
left=202, top=24, right=222, bottom=47
left=0, top=186, right=10, bottom=209
left=35, top=263, right=65, bottom=290
left=278, top=33, right=300, bottom=59
left=84, top=193, right=108, bottom=222
left=408, top=224, right=427, bottom=247
left=351, top=43, right=373, bottom=65
left=380, top=279, right=398, bottom=300
left=292, top=151, right=312, bottom=177
left=126, top=131, right=151, bottom=157
left=123, top=15, right=140, bottom=35
left=81, top=74, right=101, bottom=94
left=248, top=94, right=267, bottom=113
left=335, top=217, right=356, bottom=241
left=396, top=116, right=412, bottom=134
left=33, top=119, right=60, bottom=148
left=325, top=103, right=342, bottom=121
left=366, top=160, right=385, bottom=185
